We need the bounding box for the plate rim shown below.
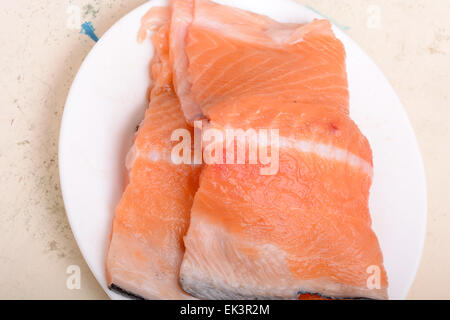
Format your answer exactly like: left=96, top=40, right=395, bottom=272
left=59, top=0, right=428, bottom=300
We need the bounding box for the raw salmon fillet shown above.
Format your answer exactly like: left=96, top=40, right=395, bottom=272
left=175, top=0, right=388, bottom=300
left=170, top=0, right=202, bottom=123
left=106, top=11, right=201, bottom=299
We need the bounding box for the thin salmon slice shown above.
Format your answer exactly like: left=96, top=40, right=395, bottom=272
left=106, top=11, right=201, bottom=299
left=177, top=0, right=388, bottom=300
left=170, top=0, right=203, bottom=123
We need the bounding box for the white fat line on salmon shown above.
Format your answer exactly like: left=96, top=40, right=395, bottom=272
left=280, top=138, right=373, bottom=177
left=125, top=143, right=199, bottom=170
left=170, top=121, right=372, bottom=177
left=126, top=144, right=166, bottom=170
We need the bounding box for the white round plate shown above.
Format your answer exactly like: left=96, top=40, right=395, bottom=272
left=59, top=0, right=427, bottom=300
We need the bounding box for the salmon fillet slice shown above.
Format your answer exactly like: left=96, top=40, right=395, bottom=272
left=170, top=0, right=203, bottom=123
left=177, top=0, right=388, bottom=300
left=106, top=11, right=201, bottom=299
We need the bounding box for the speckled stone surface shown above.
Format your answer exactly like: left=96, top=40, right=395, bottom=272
left=0, top=0, right=448, bottom=299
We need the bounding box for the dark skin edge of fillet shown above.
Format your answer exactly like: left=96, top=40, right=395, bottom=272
left=181, top=276, right=380, bottom=300
left=109, top=284, right=145, bottom=300
left=108, top=284, right=375, bottom=301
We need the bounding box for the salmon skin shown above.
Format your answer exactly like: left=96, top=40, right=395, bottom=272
left=106, top=9, right=201, bottom=300
left=175, top=0, right=388, bottom=300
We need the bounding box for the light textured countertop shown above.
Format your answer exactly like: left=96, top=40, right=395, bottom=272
left=0, top=0, right=448, bottom=300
